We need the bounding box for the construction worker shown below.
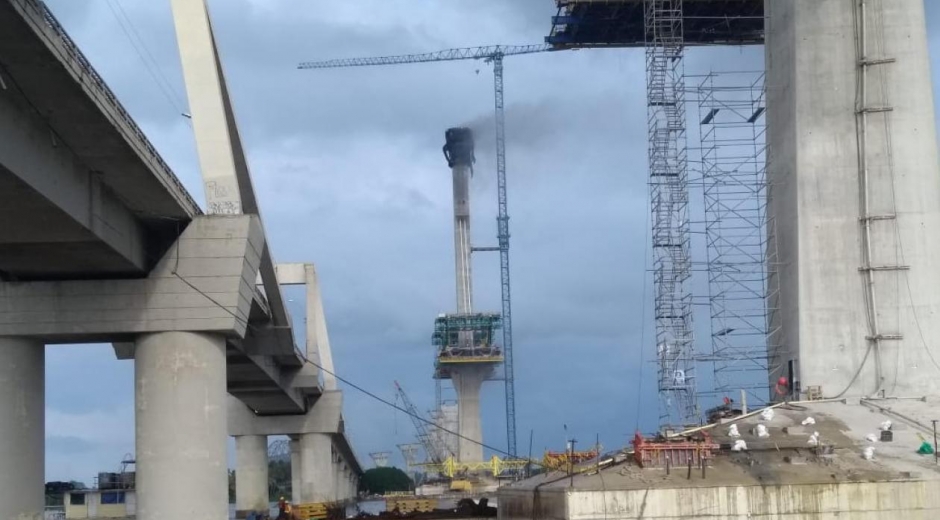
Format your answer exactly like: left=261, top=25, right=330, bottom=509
left=277, top=497, right=291, bottom=520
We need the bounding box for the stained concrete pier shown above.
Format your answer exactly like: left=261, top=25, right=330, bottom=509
left=135, top=332, right=229, bottom=520
left=0, top=338, right=44, bottom=520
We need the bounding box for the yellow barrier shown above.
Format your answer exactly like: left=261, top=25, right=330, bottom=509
left=386, top=498, right=438, bottom=514
left=293, top=502, right=329, bottom=520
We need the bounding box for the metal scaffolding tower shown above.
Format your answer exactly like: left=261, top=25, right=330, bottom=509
left=695, top=71, right=775, bottom=406
left=645, top=0, right=697, bottom=427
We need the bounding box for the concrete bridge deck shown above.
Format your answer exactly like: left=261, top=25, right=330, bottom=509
left=0, top=0, right=312, bottom=414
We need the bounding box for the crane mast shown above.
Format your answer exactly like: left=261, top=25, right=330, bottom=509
left=300, top=44, right=555, bottom=458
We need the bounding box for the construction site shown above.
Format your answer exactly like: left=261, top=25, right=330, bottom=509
left=4, top=0, right=940, bottom=518
left=305, top=0, right=940, bottom=517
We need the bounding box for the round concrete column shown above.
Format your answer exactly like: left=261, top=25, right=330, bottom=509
left=0, top=337, right=44, bottom=520
left=451, top=366, right=489, bottom=463
left=289, top=439, right=302, bottom=503
left=235, top=435, right=269, bottom=517
left=299, top=433, right=333, bottom=503
left=135, top=332, right=227, bottom=520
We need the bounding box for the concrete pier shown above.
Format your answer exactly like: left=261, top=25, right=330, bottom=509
left=0, top=337, right=44, bottom=520
left=135, top=332, right=228, bottom=520
left=452, top=366, right=488, bottom=462
left=290, top=439, right=303, bottom=503
left=299, top=433, right=334, bottom=502
left=235, top=435, right=269, bottom=517
left=766, top=0, right=940, bottom=397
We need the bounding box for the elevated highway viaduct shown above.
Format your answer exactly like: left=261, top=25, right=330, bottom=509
left=0, top=0, right=360, bottom=518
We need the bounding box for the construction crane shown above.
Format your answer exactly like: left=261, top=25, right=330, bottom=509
left=394, top=380, right=450, bottom=464
left=300, top=44, right=557, bottom=458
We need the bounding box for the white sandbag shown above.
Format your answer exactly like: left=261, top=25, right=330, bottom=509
left=808, top=432, right=820, bottom=446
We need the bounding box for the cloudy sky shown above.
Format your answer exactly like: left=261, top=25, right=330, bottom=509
left=37, top=1, right=940, bottom=483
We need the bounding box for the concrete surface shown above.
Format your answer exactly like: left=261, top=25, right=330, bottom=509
left=300, top=433, right=334, bottom=503
left=452, top=163, right=473, bottom=314
left=0, top=0, right=199, bottom=279
left=500, top=401, right=940, bottom=519
left=0, top=337, right=43, bottom=520
left=227, top=392, right=341, bottom=436
left=235, top=435, right=269, bottom=517
left=766, top=0, right=940, bottom=397
left=135, top=331, right=228, bottom=520
left=0, top=215, right=262, bottom=340
left=452, top=365, right=489, bottom=462
left=0, top=215, right=309, bottom=413
left=290, top=439, right=303, bottom=503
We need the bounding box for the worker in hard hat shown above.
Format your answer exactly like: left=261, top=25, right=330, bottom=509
left=277, top=496, right=291, bottom=520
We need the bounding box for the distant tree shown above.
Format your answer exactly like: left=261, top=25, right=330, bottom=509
left=268, top=459, right=291, bottom=501
left=358, top=467, right=413, bottom=495
left=228, top=470, right=236, bottom=504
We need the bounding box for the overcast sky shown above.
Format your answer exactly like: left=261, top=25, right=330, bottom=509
left=37, top=1, right=940, bottom=483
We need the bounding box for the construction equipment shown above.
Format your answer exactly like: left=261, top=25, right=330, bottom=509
left=632, top=431, right=718, bottom=469
left=417, top=455, right=529, bottom=479
left=541, top=445, right=601, bottom=472
left=369, top=451, right=391, bottom=468
left=397, top=443, right=422, bottom=468
left=300, top=45, right=558, bottom=457
left=394, top=381, right=451, bottom=464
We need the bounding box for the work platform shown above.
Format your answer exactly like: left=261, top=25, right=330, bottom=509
left=546, top=0, right=764, bottom=49
left=432, top=312, right=503, bottom=379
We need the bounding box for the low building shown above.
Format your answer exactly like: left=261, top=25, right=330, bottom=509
left=63, top=490, right=136, bottom=519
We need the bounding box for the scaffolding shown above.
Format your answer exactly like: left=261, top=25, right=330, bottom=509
left=433, top=313, right=503, bottom=378
left=646, top=0, right=697, bottom=427
left=695, top=71, right=776, bottom=406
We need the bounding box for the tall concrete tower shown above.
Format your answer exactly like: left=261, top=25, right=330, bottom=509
left=434, top=128, right=503, bottom=463
left=766, top=0, right=940, bottom=398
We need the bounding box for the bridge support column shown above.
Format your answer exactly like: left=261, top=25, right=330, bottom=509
left=0, top=337, right=44, bottom=520
left=235, top=435, right=269, bottom=517
left=452, top=365, right=488, bottom=462
left=290, top=438, right=302, bottom=503
left=135, top=331, right=227, bottom=520
left=300, top=433, right=333, bottom=503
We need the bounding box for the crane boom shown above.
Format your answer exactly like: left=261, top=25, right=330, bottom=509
left=394, top=381, right=447, bottom=464
left=297, top=44, right=552, bottom=69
